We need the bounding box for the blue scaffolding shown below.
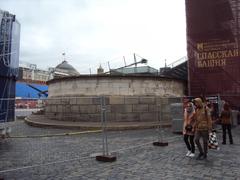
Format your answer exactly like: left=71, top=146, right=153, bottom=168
left=0, top=10, right=20, bottom=123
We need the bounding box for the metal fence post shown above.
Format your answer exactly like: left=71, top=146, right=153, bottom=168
left=96, top=96, right=116, bottom=162
left=153, top=98, right=168, bottom=146
left=100, top=96, right=106, bottom=155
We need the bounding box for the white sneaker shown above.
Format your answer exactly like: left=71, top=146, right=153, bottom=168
left=186, top=151, right=191, bottom=157
left=188, top=153, right=195, bottom=157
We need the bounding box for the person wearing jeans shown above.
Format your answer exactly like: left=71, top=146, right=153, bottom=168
left=183, top=102, right=195, bottom=157
left=221, top=102, right=233, bottom=144
left=195, top=130, right=209, bottom=159
left=193, top=98, right=212, bottom=160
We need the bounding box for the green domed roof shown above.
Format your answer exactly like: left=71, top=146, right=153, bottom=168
left=54, top=60, right=79, bottom=78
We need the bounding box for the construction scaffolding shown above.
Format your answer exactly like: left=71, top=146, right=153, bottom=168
left=0, top=9, right=20, bottom=123
left=186, top=0, right=240, bottom=109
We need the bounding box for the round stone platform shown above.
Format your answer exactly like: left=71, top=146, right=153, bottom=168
left=25, top=115, right=171, bottom=131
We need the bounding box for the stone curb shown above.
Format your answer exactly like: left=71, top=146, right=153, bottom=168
left=25, top=117, right=171, bottom=131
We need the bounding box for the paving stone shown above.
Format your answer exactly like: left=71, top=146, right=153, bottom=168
left=0, top=122, right=240, bottom=179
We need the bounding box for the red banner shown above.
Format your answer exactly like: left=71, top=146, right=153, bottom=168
left=186, top=0, right=240, bottom=108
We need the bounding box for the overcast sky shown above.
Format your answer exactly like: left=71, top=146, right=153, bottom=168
left=1, top=0, right=187, bottom=74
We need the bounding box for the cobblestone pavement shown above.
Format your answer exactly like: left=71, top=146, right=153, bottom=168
left=0, top=121, right=240, bottom=180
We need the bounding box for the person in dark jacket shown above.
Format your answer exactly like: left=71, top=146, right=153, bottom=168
left=220, top=102, right=233, bottom=144
left=193, top=98, right=212, bottom=160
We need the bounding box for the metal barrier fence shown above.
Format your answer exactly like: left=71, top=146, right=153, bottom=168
left=0, top=98, right=45, bottom=121
left=0, top=96, right=184, bottom=141
left=0, top=98, right=15, bottom=123
left=43, top=96, right=182, bottom=124
left=1, top=96, right=237, bottom=179
left=15, top=98, right=46, bottom=119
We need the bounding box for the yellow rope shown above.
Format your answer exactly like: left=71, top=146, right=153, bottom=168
left=7, top=130, right=102, bottom=138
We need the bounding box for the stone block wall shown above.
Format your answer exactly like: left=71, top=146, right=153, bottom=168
left=48, top=76, right=186, bottom=97
left=45, top=96, right=182, bottom=124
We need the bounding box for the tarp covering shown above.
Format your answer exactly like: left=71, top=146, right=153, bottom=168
left=186, top=0, right=240, bottom=109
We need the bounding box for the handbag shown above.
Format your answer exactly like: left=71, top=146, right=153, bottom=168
left=208, top=130, right=219, bottom=150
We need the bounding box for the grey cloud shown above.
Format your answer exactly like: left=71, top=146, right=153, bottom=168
left=1, top=0, right=187, bottom=73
